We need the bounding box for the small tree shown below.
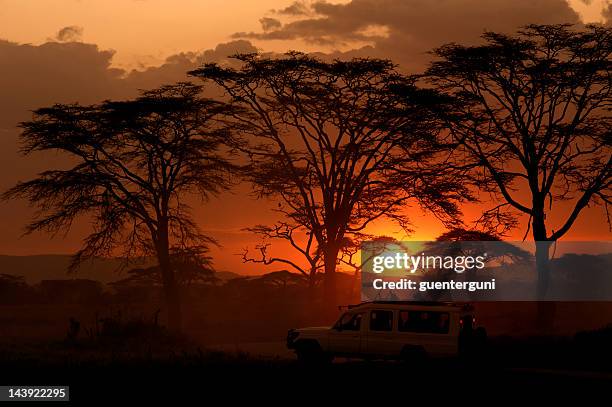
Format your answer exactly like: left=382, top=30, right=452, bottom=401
left=191, top=53, right=469, bottom=305
left=113, top=246, right=218, bottom=288
left=339, top=234, right=400, bottom=300
left=242, top=222, right=323, bottom=292
left=427, top=25, right=612, bottom=303
left=3, top=83, right=236, bottom=332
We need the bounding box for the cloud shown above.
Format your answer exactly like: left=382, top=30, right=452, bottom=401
left=197, top=39, right=259, bottom=62
left=276, top=1, right=311, bottom=16
left=123, top=40, right=259, bottom=90
left=55, top=25, right=84, bottom=42
left=0, top=40, right=124, bottom=128
left=236, top=0, right=582, bottom=71
left=260, top=17, right=282, bottom=31
left=0, top=38, right=260, bottom=129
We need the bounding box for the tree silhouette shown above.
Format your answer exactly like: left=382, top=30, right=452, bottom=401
left=431, top=228, right=532, bottom=264
left=427, top=25, right=611, bottom=305
left=241, top=222, right=323, bottom=292
left=414, top=229, right=532, bottom=301
left=111, top=246, right=218, bottom=288
left=339, top=234, right=400, bottom=300
left=3, top=83, right=236, bottom=332
left=191, top=53, right=470, bottom=306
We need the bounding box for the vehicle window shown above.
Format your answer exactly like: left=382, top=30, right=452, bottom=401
left=369, top=310, right=393, bottom=332
left=398, top=311, right=450, bottom=334
left=335, top=313, right=363, bottom=331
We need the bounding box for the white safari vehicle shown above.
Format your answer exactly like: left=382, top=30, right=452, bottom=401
left=287, top=301, right=484, bottom=363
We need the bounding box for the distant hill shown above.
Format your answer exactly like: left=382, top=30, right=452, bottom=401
left=0, top=255, right=245, bottom=284
left=0, top=255, right=152, bottom=284
left=215, top=270, right=242, bottom=281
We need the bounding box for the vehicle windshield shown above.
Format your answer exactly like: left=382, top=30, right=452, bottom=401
left=333, top=312, right=362, bottom=331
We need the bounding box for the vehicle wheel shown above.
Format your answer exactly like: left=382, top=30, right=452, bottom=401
left=400, top=345, right=427, bottom=365
left=459, top=327, right=487, bottom=360
left=295, top=341, right=331, bottom=366
left=474, top=327, right=487, bottom=348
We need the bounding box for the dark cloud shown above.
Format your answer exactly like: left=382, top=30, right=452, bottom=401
left=260, top=17, right=282, bottom=31
left=0, top=37, right=259, bottom=135
left=55, top=25, right=84, bottom=42
left=124, top=40, right=259, bottom=90
left=197, top=39, right=259, bottom=62
left=276, top=1, right=311, bottom=16
left=0, top=40, right=124, bottom=129
left=237, top=0, right=582, bottom=71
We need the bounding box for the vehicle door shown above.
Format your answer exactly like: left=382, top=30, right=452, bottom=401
left=397, top=310, right=455, bottom=356
left=328, top=312, right=364, bottom=355
left=365, top=309, right=398, bottom=356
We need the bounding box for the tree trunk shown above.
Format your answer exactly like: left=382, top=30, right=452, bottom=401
left=156, top=223, right=182, bottom=333
left=308, top=268, right=317, bottom=301
left=350, top=269, right=360, bottom=303
left=159, top=253, right=182, bottom=333
left=535, top=240, right=552, bottom=299
left=323, top=244, right=339, bottom=311
left=532, top=211, right=555, bottom=332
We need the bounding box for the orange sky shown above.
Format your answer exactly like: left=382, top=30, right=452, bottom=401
left=0, top=0, right=610, bottom=276
left=0, top=0, right=608, bottom=70
left=0, top=0, right=356, bottom=70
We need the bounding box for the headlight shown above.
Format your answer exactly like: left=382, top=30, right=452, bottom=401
left=286, top=329, right=300, bottom=347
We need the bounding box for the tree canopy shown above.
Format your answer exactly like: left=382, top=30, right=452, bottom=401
left=3, top=82, right=236, bottom=330
left=191, top=53, right=471, bottom=302
left=427, top=24, right=611, bottom=241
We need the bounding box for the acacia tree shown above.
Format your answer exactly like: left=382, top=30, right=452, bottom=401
left=241, top=222, right=323, bottom=292
left=3, top=83, right=235, bottom=332
left=339, top=234, right=400, bottom=300
left=427, top=25, right=611, bottom=302
left=241, top=226, right=397, bottom=300
left=191, top=53, right=470, bottom=305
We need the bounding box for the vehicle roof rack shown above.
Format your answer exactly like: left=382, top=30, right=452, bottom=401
left=344, top=301, right=472, bottom=309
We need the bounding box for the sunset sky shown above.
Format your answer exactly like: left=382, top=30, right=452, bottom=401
left=0, top=0, right=610, bottom=274
left=1, top=0, right=609, bottom=70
